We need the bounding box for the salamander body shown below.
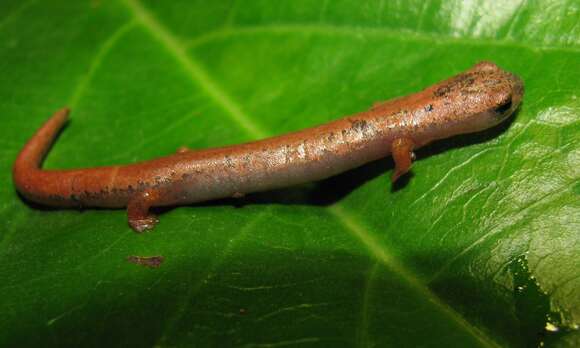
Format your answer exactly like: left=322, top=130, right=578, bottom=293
left=13, top=61, right=524, bottom=232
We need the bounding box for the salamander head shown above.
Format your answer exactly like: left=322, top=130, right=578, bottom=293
left=424, top=61, right=524, bottom=140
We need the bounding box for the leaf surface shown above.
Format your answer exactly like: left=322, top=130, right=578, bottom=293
left=0, top=0, right=578, bottom=347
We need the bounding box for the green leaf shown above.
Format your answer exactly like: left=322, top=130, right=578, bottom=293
left=1, top=0, right=578, bottom=346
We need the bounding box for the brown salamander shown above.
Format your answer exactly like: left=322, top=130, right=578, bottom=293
left=12, top=61, right=524, bottom=232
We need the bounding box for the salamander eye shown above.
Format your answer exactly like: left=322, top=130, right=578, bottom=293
left=494, top=98, right=512, bottom=114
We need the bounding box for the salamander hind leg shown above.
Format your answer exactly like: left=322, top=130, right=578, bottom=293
left=127, top=190, right=160, bottom=233
left=391, top=137, right=416, bottom=183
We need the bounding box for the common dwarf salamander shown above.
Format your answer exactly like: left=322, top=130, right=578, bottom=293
left=13, top=61, right=524, bottom=232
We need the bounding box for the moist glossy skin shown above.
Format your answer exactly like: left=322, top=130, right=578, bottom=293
left=12, top=61, right=524, bottom=232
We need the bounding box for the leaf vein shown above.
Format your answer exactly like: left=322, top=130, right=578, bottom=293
left=155, top=210, right=270, bottom=345
left=186, top=23, right=580, bottom=53
left=429, top=184, right=574, bottom=282
left=123, top=0, right=268, bottom=139
left=68, top=20, right=138, bottom=109
left=328, top=205, right=499, bottom=347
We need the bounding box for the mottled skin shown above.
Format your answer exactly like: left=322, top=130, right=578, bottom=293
left=13, top=61, right=524, bottom=232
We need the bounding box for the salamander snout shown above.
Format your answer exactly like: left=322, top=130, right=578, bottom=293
left=491, top=72, right=524, bottom=123
left=464, top=62, right=524, bottom=130
left=427, top=62, right=525, bottom=138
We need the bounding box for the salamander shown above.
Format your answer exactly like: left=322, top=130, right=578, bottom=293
left=12, top=61, right=524, bottom=232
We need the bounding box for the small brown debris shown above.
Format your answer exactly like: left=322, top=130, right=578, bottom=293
left=127, top=255, right=164, bottom=268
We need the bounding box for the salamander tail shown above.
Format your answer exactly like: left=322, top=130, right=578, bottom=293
left=12, top=108, right=70, bottom=192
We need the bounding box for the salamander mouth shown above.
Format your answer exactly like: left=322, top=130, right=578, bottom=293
left=494, top=98, right=513, bottom=114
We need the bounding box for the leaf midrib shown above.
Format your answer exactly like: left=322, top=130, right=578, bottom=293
left=122, top=0, right=268, bottom=138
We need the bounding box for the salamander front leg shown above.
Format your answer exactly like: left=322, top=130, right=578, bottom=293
left=127, top=191, right=160, bottom=233
left=391, top=137, right=416, bottom=183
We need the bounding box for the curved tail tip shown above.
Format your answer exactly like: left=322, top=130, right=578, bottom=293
left=55, top=107, right=71, bottom=121
left=59, top=106, right=71, bottom=115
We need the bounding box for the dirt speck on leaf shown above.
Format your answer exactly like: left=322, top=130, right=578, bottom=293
left=127, top=255, right=165, bottom=268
